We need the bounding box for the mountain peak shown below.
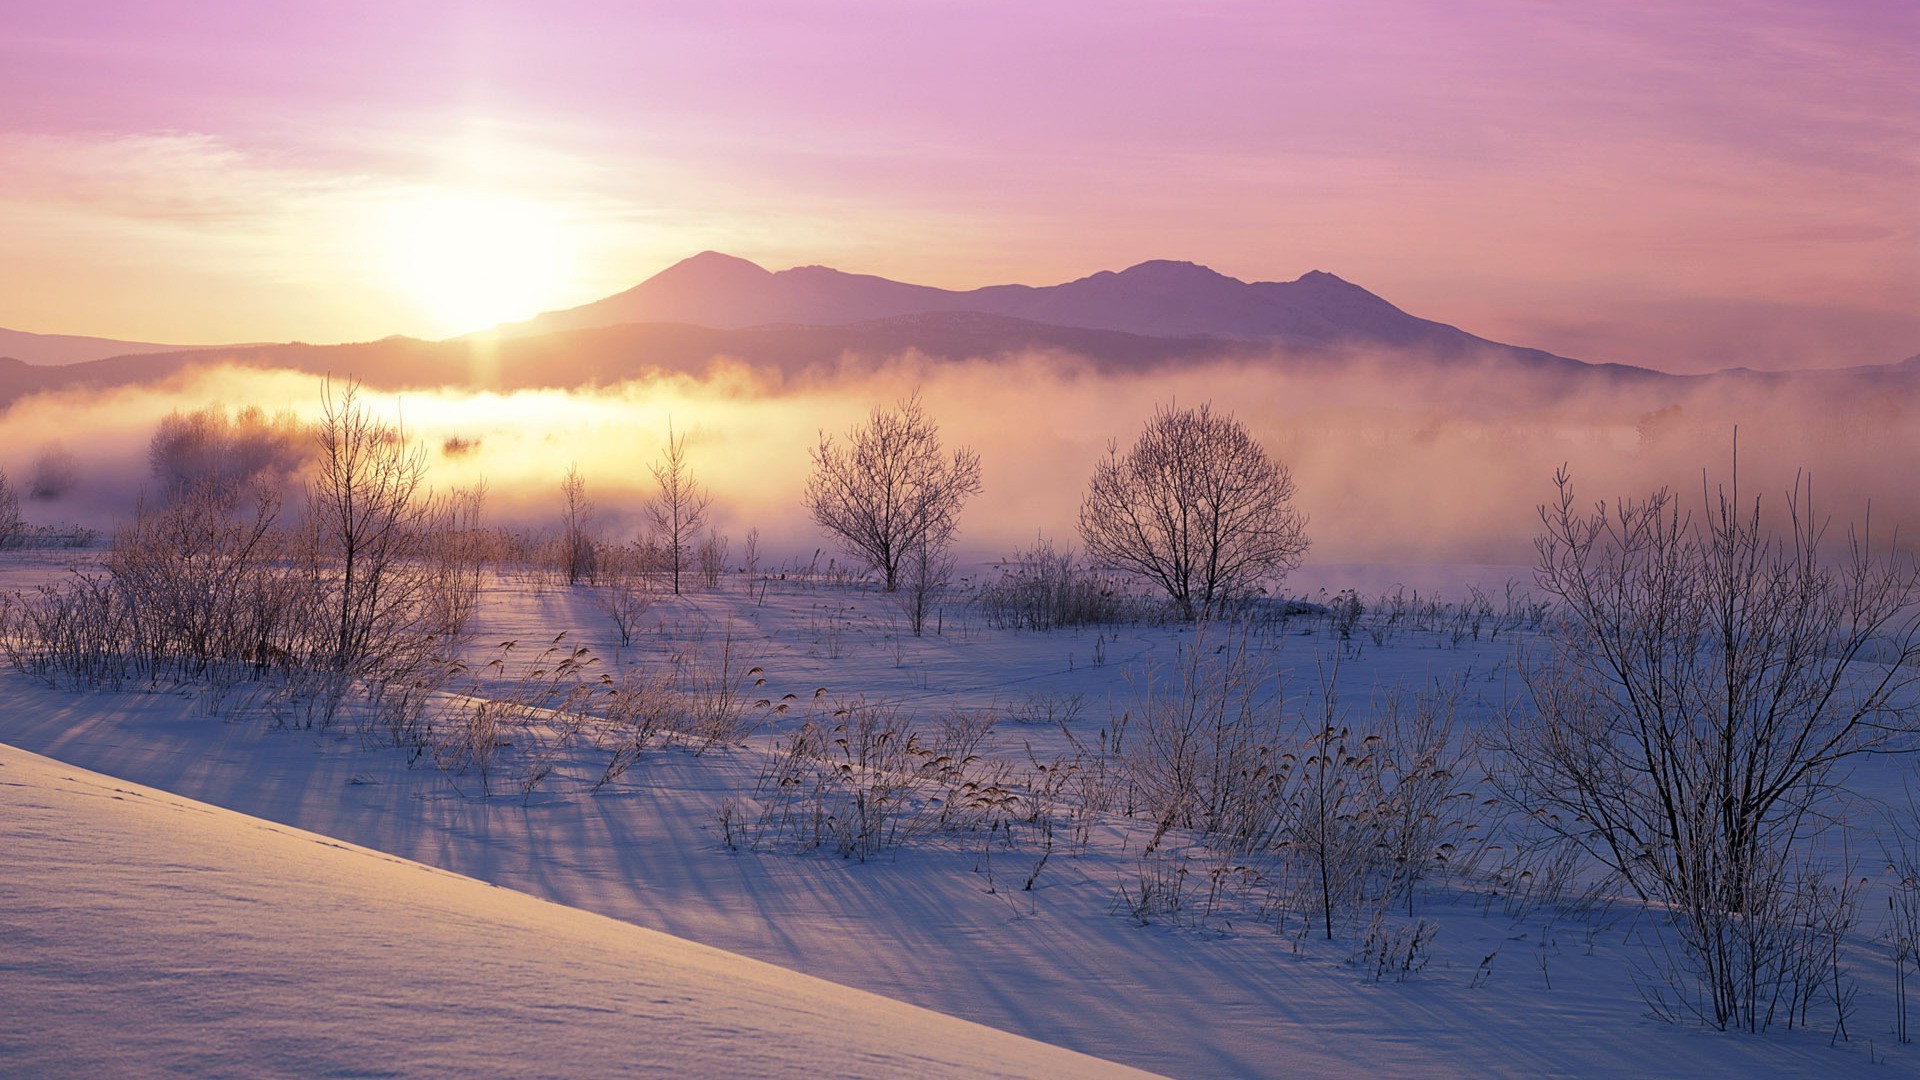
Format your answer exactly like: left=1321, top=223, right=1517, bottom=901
left=1111, top=259, right=1238, bottom=284
left=659, top=251, right=772, bottom=280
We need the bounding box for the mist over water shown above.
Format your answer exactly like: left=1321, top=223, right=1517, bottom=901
left=3, top=350, right=1915, bottom=583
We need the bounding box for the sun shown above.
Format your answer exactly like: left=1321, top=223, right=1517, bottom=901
left=378, top=189, right=578, bottom=335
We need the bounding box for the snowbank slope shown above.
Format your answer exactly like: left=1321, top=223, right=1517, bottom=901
left=0, top=741, right=1148, bottom=1078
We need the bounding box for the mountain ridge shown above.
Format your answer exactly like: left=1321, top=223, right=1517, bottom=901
left=0, top=307, right=1692, bottom=413
left=505, top=253, right=1532, bottom=362
left=0, top=326, right=251, bottom=367
left=4, top=255, right=1913, bottom=394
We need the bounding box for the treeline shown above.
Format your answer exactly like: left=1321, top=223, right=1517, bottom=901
left=2, top=385, right=483, bottom=716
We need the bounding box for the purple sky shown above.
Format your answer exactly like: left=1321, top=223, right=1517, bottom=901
left=1, top=1, right=1914, bottom=371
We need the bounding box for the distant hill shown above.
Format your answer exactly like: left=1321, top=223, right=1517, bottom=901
left=507, top=252, right=1601, bottom=366
left=0, top=326, right=233, bottom=366
left=0, top=316, right=1254, bottom=406
left=0, top=309, right=1692, bottom=411
left=1, top=255, right=1911, bottom=410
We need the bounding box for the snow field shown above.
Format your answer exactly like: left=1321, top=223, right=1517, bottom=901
left=2, top=559, right=1913, bottom=1076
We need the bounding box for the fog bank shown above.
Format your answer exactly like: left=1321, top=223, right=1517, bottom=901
left=3, top=351, right=1913, bottom=579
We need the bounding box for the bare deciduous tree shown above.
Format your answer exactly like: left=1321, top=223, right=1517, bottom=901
left=1502, top=463, right=1920, bottom=1031
left=804, top=393, right=982, bottom=593
left=0, top=468, right=23, bottom=550
left=26, top=443, right=76, bottom=501
left=149, top=403, right=308, bottom=500
left=424, top=481, right=488, bottom=644
left=306, top=381, right=439, bottom=679
left=1079, top=403, right=1309, bottom=621
left=696, top=530, right=730, bottom=590
left=559, top=464, right=595, bottom=586
left=895, top=530, right=953, bottom=637
left=647, top=422, right=711, bottom=595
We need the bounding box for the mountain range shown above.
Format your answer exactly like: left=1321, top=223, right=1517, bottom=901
left=509, top=251, right=1558, bottom=358
left=0, top=254, right=1912, bottom=405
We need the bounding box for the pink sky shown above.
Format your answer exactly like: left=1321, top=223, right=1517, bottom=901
left=0, top=1, right=1913, bottom=372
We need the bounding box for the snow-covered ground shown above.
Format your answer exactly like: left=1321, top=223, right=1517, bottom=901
left=0, top=742, right=1146, bottom=1078
left=1, top=556, right=1912, bottom=1077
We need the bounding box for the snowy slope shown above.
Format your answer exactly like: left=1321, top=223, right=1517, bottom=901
left=0, top=741, right=1150, bottom=1079
left=0, top=561, right=1907, bottom=1077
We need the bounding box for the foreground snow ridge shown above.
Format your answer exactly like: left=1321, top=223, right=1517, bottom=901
left=0, top=742, right=1149, bottom=1079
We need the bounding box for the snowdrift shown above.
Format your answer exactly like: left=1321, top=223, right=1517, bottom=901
left=0, top=741, right=1147, bottom=1078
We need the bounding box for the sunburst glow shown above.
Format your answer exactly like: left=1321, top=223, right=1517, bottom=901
left=378, top=189, right=579, bottom=335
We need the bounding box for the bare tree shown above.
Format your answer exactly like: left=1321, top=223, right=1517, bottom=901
left=1079, top=403, right=1309, bottom=621
left=1502, top=463, right=1920, bottom=1031
left=306, top=381, right=439, bottom=679
left=804, top=392, right=982, bottom=593
left=559, top=464, right=595, bottom=586
left=646, top=422, right=711, bottom=595
left=697, top=530, right=730, bottom=590
left=895, top=529, right=953, bottom=637
left=0, top=468, right=23, bottom=550
left=423, top=481, right=488, bottom=644
left=149, top=403, right=308, bottom=500
left=26, top=443, right=76, bottom=501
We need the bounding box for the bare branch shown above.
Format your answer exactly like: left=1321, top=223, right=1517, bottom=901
left=1079, top=403, right=1309, bottom=620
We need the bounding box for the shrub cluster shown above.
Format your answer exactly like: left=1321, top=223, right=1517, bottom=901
left=1107, top=625, right=1483, bottom=940
left=973, top=537, right=1148, bottom=630
left=3, top=387, right=480, bottom=718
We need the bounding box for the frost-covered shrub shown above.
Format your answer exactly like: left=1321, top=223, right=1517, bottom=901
left=731, top=703, right=1010, bottom=861
left=26, top=444, right=77, bottom=501
left=4, top=486, right=305, bottom=690
left=2, top=572, right=131, bottom=689
left=1110, top=627, right=1484, bottom=940
left=108, top=485, right=305, bottom=685
left=0, top=468, right=23, bottom=550
left=589, top=544, right=656, bottom=647
left=6, top=386, right=470, bottom=716
left=148, top=403, right=309, bottom=499
left=1116, top=623, right=1292, bottom=850
left=974, top=537, right=1146, bottom=630
left=697, top=531, right=729, bottom=590
left=1503, top=465, right=1919, bottom=1031
left=667, top=619, right=768, bottom=749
